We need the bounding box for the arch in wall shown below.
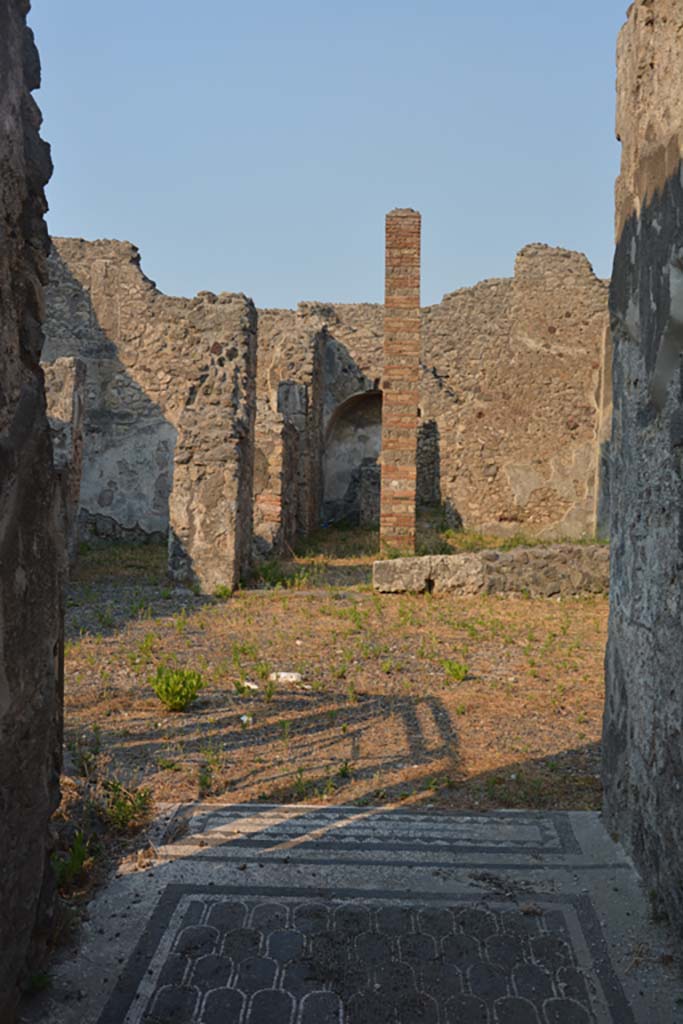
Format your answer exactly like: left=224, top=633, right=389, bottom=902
left=322, top=390, right=382, bottom=526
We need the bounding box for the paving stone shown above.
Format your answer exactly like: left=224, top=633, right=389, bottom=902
left=400, top=932, right=438, bottom=963
left=444, top=993, right=490, bottom=1023
left=267, top=928, right=305, bottom=962
left=396, top=991, right=439, bottom=1023
left=543, top=998, right=593, bottom=1023
left=355, top=931, right=394, bottom=965
left=468, top=960, right=509, bottom=1000
left=234, top=954, right=277, bottom=993
left=174, top=926, right=218, bottom=959
left=200, top=988, right=245, bottom=1024
left=513, top=962, right=556, bottom=1002
left=247, top=989, right=295, bottom=1024
left=205, top=899, right=246, bottom=932
left=335, top=905, right=371, bottom=937
left=145, top=984, right=199, bottom=1023
left=377, top=905, right=414, bottom=935
left=493, top=995, right=541, bottom=1024
left=442, top=931, right=483, bottom=966
left=300, top=991, right=343, bottom=1024
left=220, top=926, right=261, bottom=960
left=250, top=901, right=288, bottom=931
left=417, top=907, right=454, bottom=937
left=418, top=960, right=463, bottom=999
left=189, top=954, right=233, bottom=990
left=346, top=989, right=396, bottom=1024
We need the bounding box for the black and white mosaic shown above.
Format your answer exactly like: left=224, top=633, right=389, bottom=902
left=98, top=885, right=633, bottom=1024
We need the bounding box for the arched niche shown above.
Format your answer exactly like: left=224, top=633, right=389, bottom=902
left=322, top=390, right=382, bottom=526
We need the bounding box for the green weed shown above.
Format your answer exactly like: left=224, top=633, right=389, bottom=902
left=150, top=665, right=204, bottom=711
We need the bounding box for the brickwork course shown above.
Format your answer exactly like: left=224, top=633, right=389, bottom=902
left=380, top=209, right=421, bottom=553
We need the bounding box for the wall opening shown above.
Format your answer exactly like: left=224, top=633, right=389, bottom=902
left=322, top=390, right=382, bottom=526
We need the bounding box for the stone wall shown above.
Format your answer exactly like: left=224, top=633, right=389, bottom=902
left=603, top=0, right=683, bottom=938
left=43, top=239, right=257, bottom=592
left=44, top=356, right=86, bottom=566
left=421, top=245, right=609, bottom=538
left=0, top=3, right=64, bottom=1018
left=252, top=307, right=325, bottom=553
left=44, top=238, right=609, bottom=556
left=373, top=545, right=609, bottom=597
left=168, top=296, right=256, bottom=592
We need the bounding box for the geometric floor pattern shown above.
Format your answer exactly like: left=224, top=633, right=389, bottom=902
left=114, top=891, right=617, bottom=1023
left=21, top=805, right=683, bottom=1024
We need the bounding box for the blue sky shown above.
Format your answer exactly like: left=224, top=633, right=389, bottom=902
left=30, top=1, right=628, bottom=308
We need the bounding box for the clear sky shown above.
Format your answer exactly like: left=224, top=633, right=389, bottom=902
left=30, top=1, right=628, bottom=309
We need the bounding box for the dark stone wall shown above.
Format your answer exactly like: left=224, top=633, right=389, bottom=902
left=0, top=2, right=64, bottom=1018
left=603, top=0, right=683, bottom=940
left=603, top=172, right=683, bottom=932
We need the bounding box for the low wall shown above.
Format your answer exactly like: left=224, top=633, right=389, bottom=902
left=373, top=545, right=609, bottom=596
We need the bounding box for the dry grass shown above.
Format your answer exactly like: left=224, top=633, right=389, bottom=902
left=62, top=534, right=607, bottom=815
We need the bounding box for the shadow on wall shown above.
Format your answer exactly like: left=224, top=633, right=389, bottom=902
left=322, top=391, right=382, bottom=526
left=417, top=419, right=441, bottom=508
left=43, top=250, right=177, bottom=544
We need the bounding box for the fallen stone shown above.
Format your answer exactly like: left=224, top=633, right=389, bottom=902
left=268, top=672, right=303, bottom=684
left=373, top=545, right=609, bottom=597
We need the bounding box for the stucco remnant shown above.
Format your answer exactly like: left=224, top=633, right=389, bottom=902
left=603, top=0, right=683, bottom=940
left=0, top=2, right=64, bottom=1018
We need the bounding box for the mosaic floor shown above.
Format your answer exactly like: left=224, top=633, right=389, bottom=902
left=22, top=806, right=683, bottom=1024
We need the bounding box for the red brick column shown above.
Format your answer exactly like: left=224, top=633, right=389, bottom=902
left=380, top=208, right=421, bottom=553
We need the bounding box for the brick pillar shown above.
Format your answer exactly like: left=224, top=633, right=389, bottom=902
left=380, top=208, right=421, bottom=553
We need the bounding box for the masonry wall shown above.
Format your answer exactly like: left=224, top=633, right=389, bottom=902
left=602, top=0, right=683, bottom=938
left=0, top=3, right=64, bottom=1018
left=252, top=307, right=325, bottom=554
left=44, top=356, right=86, bottom=566
left=44, top=238, right=609, bottom=555
left=43, top=238, right=257, bottom=591
left=267, top=246, right=608, bottom=541
left=381, top=209, right=422, bottom=552
left=422, top=245, right=609, bottom=538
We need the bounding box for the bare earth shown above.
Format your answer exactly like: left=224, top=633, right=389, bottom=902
left=62, top=537, right=606, bottom=818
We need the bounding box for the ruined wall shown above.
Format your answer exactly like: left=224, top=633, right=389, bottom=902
left=288, top=246, right=608, bottom=539
left=252, top=307, right=324, bottom=554
left=421, top=245, right=609, bottom=538
left=43, top=239, right=256, bottom=591
left=45, top=238, right=608, bottom=554
left=44, top=356, right=85, bottom=566
left=168, top=296, right=256, bottom=591
left=0, top=3, right=64, bottom=1018
left=603, top=0, right=683, bottom=938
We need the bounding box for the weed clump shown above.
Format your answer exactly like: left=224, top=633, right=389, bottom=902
left=442, top=659, right=469, bottom=684
left=150, top=664, right=204, bottom=711
left=98, top=779, right=151, bottom=830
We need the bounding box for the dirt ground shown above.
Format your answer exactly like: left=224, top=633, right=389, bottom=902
left=61, top=532, right=607, bottom=824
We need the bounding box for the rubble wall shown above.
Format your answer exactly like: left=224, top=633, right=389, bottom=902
left=0, top=3, right=64, bottom=1017
left=603, top=0, right=683, bottom=936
